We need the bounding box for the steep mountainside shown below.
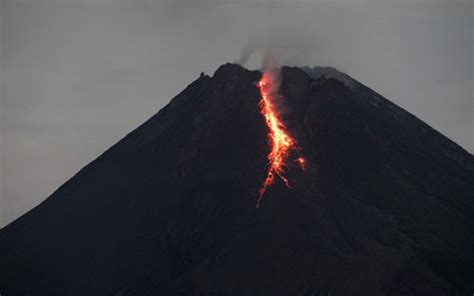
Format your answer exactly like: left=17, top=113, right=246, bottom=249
left=1, top=64, right=473, bottom=296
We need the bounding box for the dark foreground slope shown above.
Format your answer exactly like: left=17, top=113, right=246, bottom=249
left=1, top=64, right=473, bottom=296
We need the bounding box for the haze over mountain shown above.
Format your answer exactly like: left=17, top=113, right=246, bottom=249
left=0, top=64, right=473, bottom=295
left=3, top=0, right=472, bottom=230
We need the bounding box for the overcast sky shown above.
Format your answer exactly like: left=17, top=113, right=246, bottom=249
left=1, top=0, right=472, bottom=227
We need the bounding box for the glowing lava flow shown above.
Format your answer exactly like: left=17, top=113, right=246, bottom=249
left=257, top=70, right=305, bottom=207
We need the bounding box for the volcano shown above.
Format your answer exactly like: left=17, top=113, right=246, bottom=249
left=1, top=64, right=473, bottom=296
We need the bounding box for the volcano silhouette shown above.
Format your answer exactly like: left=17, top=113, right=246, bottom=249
left=1, top=64, right=473, bottom=296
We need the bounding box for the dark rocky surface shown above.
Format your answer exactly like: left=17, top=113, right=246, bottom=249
left=1, top=63, right=473, bottom=296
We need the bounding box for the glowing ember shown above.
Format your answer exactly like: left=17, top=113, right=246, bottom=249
left=296, top=157, right=306, bottom=171
left=256, top=70, right=305, bottom=207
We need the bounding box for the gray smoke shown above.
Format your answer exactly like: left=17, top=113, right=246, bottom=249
left=234, top=14, right=323, bottom=68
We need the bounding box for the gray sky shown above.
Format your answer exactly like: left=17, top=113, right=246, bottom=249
left=1, top=0, right=472, bottom=227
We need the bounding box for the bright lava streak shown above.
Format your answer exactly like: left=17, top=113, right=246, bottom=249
left=257, top=70, right=305, bottom=208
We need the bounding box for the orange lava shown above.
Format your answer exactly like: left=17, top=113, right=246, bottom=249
left=296, top=157, right=306, bottom=171
left=256, top=70, right=305, bottom=207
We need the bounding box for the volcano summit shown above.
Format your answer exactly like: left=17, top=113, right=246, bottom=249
left=0, top=64, right=473, bottom=296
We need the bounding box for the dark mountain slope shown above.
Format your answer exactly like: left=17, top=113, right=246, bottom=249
left=1, top=64, right=473, bottom=296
